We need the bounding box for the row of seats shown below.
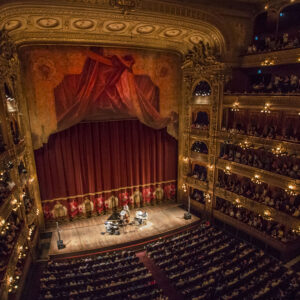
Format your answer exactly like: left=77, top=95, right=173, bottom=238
left=215, top=197, right=299, bottom=243
left=145, top=222, right=299, bottom=300
left=39, top=250, right=167, bottom=300
left=220, top=143, right=300, bottom=179
left=217, top=170, right=300, bottom=218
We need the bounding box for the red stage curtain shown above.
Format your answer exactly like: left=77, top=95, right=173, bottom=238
left=54, top=50, right=174, bottom=134
left=34, top=120, right=177, bottom=219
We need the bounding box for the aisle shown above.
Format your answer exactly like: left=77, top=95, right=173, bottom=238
left=136, top=251, right=183, bottom=300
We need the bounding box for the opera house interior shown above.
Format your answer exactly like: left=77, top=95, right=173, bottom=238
left=0, top=0, right=300, bottom=299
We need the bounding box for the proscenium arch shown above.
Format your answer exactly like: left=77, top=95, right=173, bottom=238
left=0, top=0, right=229, bottom=228
left=0, top=1, right=228, bottom=58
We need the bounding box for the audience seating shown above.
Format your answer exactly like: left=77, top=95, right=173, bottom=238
left=39, top=250, right=166, bottom=300
left=220, top=143, right=300, bottom=179
left=217, top=171, right=300, bottom=218
left=146, top=222, right=299, bottom=300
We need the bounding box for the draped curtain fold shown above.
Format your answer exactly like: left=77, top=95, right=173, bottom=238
left=54, top=51, right=173, bottom=134
left=34, top=120, right=177, bottom=207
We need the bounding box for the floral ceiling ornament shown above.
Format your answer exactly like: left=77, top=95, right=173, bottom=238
left=110, top=0, right=142, bottom=14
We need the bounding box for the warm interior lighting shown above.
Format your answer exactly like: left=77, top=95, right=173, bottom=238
left=251, top=174, right=262, bottom=184
left=231, top=102, right=240, bottom=112
left=239, top=140, right=252, bottom=150
left=285, top=185, right=298, bottom=196
left=271, top=145, right=287, bottom=157
left=224, top=165, right=232, bottom=175
left=261, top=103, right=271, bottom=113
left=261, top=58, right=274, bottom=66
left=182, top=183, right=187, bottom=193
left=204, top=193, right=211, bottom=203
left=264, top=4, right=269, bottom=10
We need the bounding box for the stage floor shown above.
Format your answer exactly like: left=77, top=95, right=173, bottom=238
left=47, top=203, right=199, bottom=257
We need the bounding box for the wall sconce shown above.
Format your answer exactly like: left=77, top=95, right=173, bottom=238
left=182, top=183, right=187, bottom=193
left=239, top=140, right=252, bottom=150
left=271, top=145, right=287, bottom=157
left=263, top=209, right=272, bottom=220
left=204, top=193, right=211, bottom=203
left=36, top=208, right=40, bottom=216
left=292, top=226, right=300, bottom=234
left=231, top=102, right=240, bottom=112
left=224, top=165, right=232, bottom=175
left=261, top=58, right=274, bottom=66
left=234, top=198, right=242, bottom=207
left=251, top=174, right=262, bottom=184
left=208, top=165, right=214, bottom=170
left=261, top=103, right=271, bottom=114
left=285, top=185, right=298, bottom=196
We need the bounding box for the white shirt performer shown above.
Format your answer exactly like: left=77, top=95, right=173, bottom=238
left=123, top=203, right=130, bottom=216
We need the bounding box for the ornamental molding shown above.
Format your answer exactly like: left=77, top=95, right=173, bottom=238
left=0, top=2, right=229, bottom=58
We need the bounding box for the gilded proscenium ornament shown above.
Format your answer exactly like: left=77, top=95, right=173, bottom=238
left=0, top=29, right=19, bottom=82
left=182, top=40, right=219, bottom=70
left=110, top=0, right=141, bottom=14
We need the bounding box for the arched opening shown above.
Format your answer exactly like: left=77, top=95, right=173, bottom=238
left=278, top=3, right=300, bottom=47
left=193, top=81, right=211, bottom=97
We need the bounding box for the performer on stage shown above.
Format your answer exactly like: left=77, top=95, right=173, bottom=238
left=135, top=210, right=148, bottom=225
left=123, top=203, right=130, bottom=216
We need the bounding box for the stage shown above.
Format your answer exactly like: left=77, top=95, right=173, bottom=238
left=46, top=203, right=199, bottom=257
